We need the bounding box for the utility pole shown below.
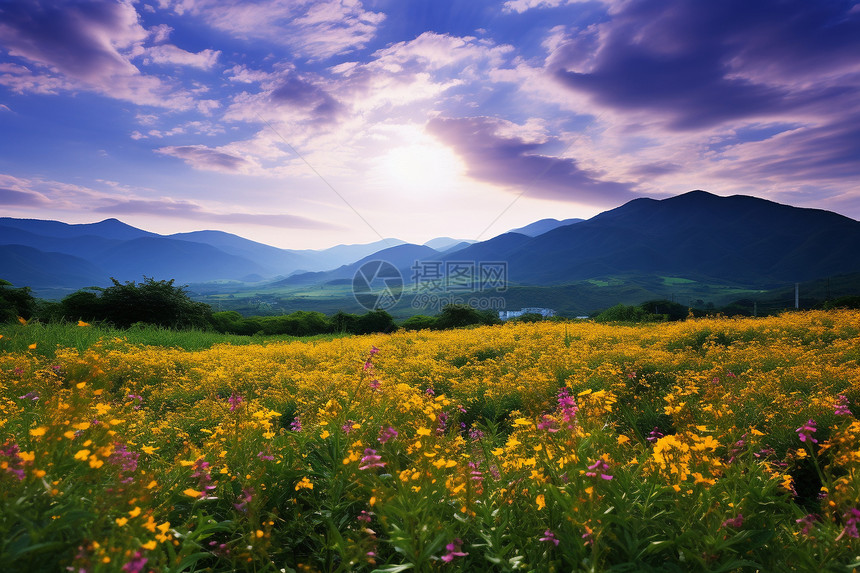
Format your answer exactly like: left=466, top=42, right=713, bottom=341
left=795, top=282, right=799, bottom=309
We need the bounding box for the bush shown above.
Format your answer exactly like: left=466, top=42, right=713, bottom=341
left=0, top=279, right=37, bottom=322
left=401, top=315, right=437, bottom=330
left=60, top=277, right=212, bottom=329
left=594, top=303, right=653, bottom=323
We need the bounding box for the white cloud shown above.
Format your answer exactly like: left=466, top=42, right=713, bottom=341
left=143, top=44, right=220, bottom=69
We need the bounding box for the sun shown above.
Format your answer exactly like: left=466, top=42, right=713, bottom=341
left=375, top=140, right=465, bottom=196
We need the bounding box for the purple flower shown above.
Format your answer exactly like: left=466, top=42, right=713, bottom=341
left=357, top=510, right=372, bottom=524
left=796, top=513, right=818, bottom=536
left=537, top=415, right=559, bottom=433
left=359, top=448, right=386, bottom=471
left=369, top=346, right=380, bottom=356
left=441, top=538, right=468, bottom=563
left=1, top=440, right=25, bottom=480
left=290, top=416, right=302, bottom=432
left=837, top=508, right=860, bottom=540
left=257, top=451, right=274, bottom=461
left=721, top=513, right=743, bottom=529
left=585, top=459, right=613, bottom=480
left=540, top=529, right=560, bottom=546
left=727, top=434, right=746, bottom=464
left=342, top=420, right=356, bottom=434
left=228, top=392, right=243, bottom=412
left=378, top=426, right=398, bottom=444
left=796, top=419, right=817, bottom=444
left=368, top=379, right=380, bottom=391
left=234, top=487, right=254, bottom=512
left=191, top=458, right=216, bottom=498
left=121, top=551, right=148, bottom=573
left=109, top=442, right=139, bottom=474
left=646, top=427, right=664, bottom=443
left=425, top=387, right=435, bottom=396
left=17, top=391, right=39, bottom=401
left=835, top=395, right=852, bottom=416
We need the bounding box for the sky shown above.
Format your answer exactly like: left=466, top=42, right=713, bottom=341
left=1, top=0, right=859, bottom=250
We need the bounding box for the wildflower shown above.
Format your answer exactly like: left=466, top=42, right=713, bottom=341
left=18, top=391, right=39, bottom=401
left=290, top=416, right=302, bottom=432
left=77, top=320, right=90, bottom=327
left=441, top=538, right=468, bottom=563
left=234, top=487, right=254, bottom=512
left=357, top=510, right=372, bottom=523
left=369, top=345, right=379, bottom=356
left=368, top=379, right=380, bottom=391
left=228, top=392, right=243, bottom=412
left=468, top=427, right=484, bottom=440
left=1, top=441, right=25, bottom=480
left=257, top=451, right=275, bottom=461
left=721, top=514, right=743, bottom=528
left=537, top=415, right=559, bottom=432
left=540, top=529, right=560, bottom=546
left=646, top=427, right=664, bottom=443
left=837, top=508, right=860, bottom=540
left=358, top=448, right=385, bottom=470
left=557, top=387, right=579, bottom=428
left=342, top=420, right=356, bottom=433
left=585, top=458, right=613, bottom=480
left=378, top=426, right=398, bottom=444
left=834, top=395, right=851, bottom=416
left=796, top=419, right=817, bottom=444
left=425, top=387, right=435, bottom=395
left=796, top=514, right=818, bottom=535
left=436, top=411, right=449, bottom=434
left=295, top=477, right=314, bottom=491
left=121, top=551, right=148, bottom=573
left=727, top=434, right=746, bottom=464
left=190, top=458, right=216, bottom=498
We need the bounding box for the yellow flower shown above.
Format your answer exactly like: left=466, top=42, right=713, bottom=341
left=536, top=494, right=546, bottom=510
left=295, top=477, right=314, bottom=491
left=28, top=343, right=37, bottom=350
left=116, top=517, right=128, bottom=527
left=141, top=446, right=158, bottom=455
left=141, top=540, right=157, bottom=550
left=74, top=449, right=91, bottom=461
left=29, top=426, right=47, bottom=437
left=129, top=507, right=141, bottom=518
left=183, top=488, right=202, bottom=498
left=77, top=320, right=90, bottom=327
left=320, top=430, right=330, bottom=439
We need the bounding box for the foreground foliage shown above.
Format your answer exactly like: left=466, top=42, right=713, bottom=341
left=2, top=311, right=860, bottom=571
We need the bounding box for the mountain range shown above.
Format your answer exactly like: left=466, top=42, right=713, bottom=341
left=2, top=191, right=859, bottom=302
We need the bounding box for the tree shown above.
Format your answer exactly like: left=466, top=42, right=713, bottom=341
left=435, top=304, right=489, bottom=329
left=0, top=279, right=37, bottom=323
left=401, top=314, right=437, bottom=330
left=594, top=304, right=652, bottom=323
left=61, top=277, right=212, bottom=329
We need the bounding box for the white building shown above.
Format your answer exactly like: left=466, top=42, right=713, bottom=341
left=498, top=307, right=556, bottom=320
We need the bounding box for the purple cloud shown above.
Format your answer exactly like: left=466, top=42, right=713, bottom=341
left=270, top=74, right=343, bottom=123
left=0, top=187, right=50, bottom=206
left=155, top=145, right=253, bottom=173
left=93, top=199, right=339, bottom=230
left=550, top=0, right=860, bottom=130
left=427, top=116, right=636, bottom=205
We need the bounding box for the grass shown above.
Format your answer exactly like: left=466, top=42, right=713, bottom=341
left=0, top=321, right=345, bottom=357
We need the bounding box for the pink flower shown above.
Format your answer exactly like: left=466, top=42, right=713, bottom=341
left=585, top=459, right=613, bottom=480
left=796, top=513, right=818, bottom=535
left=369, top=346, right=380, bottom=356
left=368, top=379, right=380, bottom=391
left=646, top=427, right=664, bottom=443
left=121, top=551, right=148, bottom=573
left=257, top=451, right=274, bottom=461
left=441, top=538, right=468, bottom=562
left=835, top=395, right=852, bottom=416
left=228, top=392, right=243, bottom=412
left=721, top=513, right=743, bottom=528
left=342, top=420, right=356, bottom=433
left=796, top=419, right=817, bottom=444
left=540, top=529, right=560, bottom=546
left=359, top=448, right=385, bottom=470
left=837, top=508, right=860, bottom=540
left=557, top=388, right=579, bottom=428
left=378, top=426, right=398, bottom=444
left=537, top=415, right=559, bottom=433
left=291, top=416, right=302, bottom=432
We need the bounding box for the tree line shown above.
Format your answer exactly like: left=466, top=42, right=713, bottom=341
left=0, top=278, right=502, bottom=336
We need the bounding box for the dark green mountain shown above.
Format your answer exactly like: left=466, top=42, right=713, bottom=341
left=460, top=191, right=860, bottom=286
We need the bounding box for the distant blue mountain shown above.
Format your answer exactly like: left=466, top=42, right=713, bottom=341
left=507, top=218, right=584, bottom=237
left=3, top=191, right=857, bottom=294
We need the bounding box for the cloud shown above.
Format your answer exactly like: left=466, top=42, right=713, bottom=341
left=0, top=1, right=206, bottom=109
left=427, top=116, right=636, bottom=205
left=503, top=0, right=589, bottom=14
left=548, top=0, right=860, bottom=130
left=93, top=198, right=340, bottom=230
left=161, top=0, right=385, bottom=60
left=155, top=145, right=256, bottom=173
left=0, top=187, right=51, bottom=206
left=144, top=44, right=220, bottom=69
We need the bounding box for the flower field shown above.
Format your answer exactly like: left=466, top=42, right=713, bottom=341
left=2, top=311, right=860, bottom=572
